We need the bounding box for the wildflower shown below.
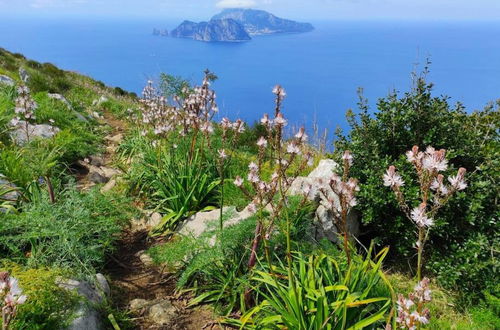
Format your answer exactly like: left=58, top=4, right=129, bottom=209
left=383, top=166, right=404, bottom=187
left=256, top=136, right=267, bottom=148
left=234, top=176, right=244, bottom=187
left=430, top=174, right=448, bottom=195
left=286, top=142, right=300, bottom=154
left=200, top=122, right=214, bottom=134
left=248, top=162, right=259, bottom=172
left=247, top=202, right=257, bottom=214
left=410, top=203, right=433, bottom=227
left=273, top=113, right=287, bottom=127
left=422, top=147, right=448, bottom=172
left=10, top=117, right=20, bottom=126
left=218, top=149, right=228, bottom=159
left=221, top=117, right=231, bottom=130
left=342, top=150, right=353, bottom=166
left=448, top=167, right=467, bottom=191
left=295, top=127, right=308, bottom=142
left=406, top=145, right=422, bottom=163
left=260, top=114, right=270, bottom=125
left=272, top=85, right=286, bottom=98
left=248, top=172, right=260, bottom=183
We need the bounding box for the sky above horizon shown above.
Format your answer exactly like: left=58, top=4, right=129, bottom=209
left=0, top=0, right=499, bottom=21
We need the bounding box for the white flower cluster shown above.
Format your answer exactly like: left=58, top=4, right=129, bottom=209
left=0, top=272, right=27, bottom=328
left=396, top=278, right=431, bottom=329
left=11, top=85, right=37, bottom=126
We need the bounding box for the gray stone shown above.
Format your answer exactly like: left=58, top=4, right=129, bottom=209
left=129, top=298, right=150, bottom=312
left=88, top=171, right=109, bottom=184
left=0, top=74, right=15, bottom=86
left=179, top=206, right=238, bottom=238
left=99, top=166, right=121, bottom=179
left=67, top=305, right=102, bottom=330
left=92, top=96, right=108, bottom=106
left=0, top=174, right=20, bottom=202
left=100, top=179, right=116, bottom=193
left=148, top=301, right=176, bottom=325
left=148, top=212, right=163, bottom=228
left=88, top=155, right=105, bottom=167
left=10, top=121, right=60, bottom=145
left=19, top=68, right=29, bottom=83
left=105, top=133, right=123, bottom=144
left=288, top=159, right=360, bottom=245
left=95, top=273, right=110, bottom=298
left=48, top=93, right=72, bottom=108
left=137, top=251, right=154, bottom=267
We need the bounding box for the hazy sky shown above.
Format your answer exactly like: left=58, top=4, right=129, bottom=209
left=1, top=0, right=499, bottom=20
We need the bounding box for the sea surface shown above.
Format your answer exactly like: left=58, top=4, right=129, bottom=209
left=1, top=18, right=499, bottom=135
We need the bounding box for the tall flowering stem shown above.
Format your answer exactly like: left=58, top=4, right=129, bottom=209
left=11, top=85, right=37, bottom=144
left=0, top=272, right=27, bottom=330
left=384, top=146, right=467, bottom=281
left=234, top=85, right=313, bottom=274
left=318, top=150, right=359, bottom=265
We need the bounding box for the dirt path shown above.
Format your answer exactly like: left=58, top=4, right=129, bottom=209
left=75, top=112, right=219, bottom=329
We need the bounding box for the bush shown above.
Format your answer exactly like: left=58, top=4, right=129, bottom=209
left=334, top=73, right=500, bottom=302
left=0, top=187, right=134, bottom=275
left=0, top=262, right=78, bottom=329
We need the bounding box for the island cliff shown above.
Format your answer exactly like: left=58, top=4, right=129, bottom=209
left=170, top=19, right=251, bottom=42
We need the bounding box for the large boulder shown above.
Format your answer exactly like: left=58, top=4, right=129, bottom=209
left=0, top=75, right=15, bottom=86
left=9, top=120, right=60, bottom=145
left=288, top=159, right=360, bottom=245
left=58, top=274, right=110, bottom=330
left=0, top=174, right=20, bottom=202
left=179, top=206, right=252, bottom=238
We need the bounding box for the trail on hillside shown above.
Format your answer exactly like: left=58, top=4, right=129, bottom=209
left=74, top=112, right=219, bottom=329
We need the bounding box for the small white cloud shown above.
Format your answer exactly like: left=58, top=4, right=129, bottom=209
left=216, top=0, right=257, bottom=9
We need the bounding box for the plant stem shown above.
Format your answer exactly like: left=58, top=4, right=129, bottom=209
left=417, top=227, right=424, bottom=282
left=45, top=175, right=56, bottom=204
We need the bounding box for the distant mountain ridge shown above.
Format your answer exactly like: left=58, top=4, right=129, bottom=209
left=168, top=9, right=313, bottom=42
left=212, top=8, right=314, bottom=35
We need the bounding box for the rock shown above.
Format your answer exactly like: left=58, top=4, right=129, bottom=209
left=129, top=298, right=150, bottom=312
left=67, top=305, right=102, bottom=330
left=48, top=93, right=72, bottom=108
left=148, top=301, right=176, bottom=325
left=100, top=166, right=121, bottom=179
left=288, top=159, right=360, bottom=245
left=88, top=171, right=108, bottom=184
left=95, top=273, right=110, bottom=298
left=100, top=179, right=116, bottom=193
left=314, top=205, right=360, bottom=245
left=58, top=275, right=110, bottom=330
left=9, top=121, right=60, bottom=145
left=0, top=74, right=15, bottom=86
left=179, top=206, right=238, bottom=238
left=0, top=174, right=20, bottom=202
left=92, top=96, right=108, bottom=106
left=148, top=212, right=163, bottom=228
left=88, top=155, right=105, bottom=167
left=105, top=133, right=123, bottom=144
left=138, top=251, right=154, bottom=267
left=19, top=68, right=29, bottom=83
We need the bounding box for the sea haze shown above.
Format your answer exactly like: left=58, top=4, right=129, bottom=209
left=1, top=18, right=499, bottom=133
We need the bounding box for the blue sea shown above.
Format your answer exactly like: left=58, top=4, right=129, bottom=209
left=1, top=18, right=499, bottom=134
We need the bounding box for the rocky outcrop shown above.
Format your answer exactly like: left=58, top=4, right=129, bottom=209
left=170, top=19, right=251, bottom=42
left=289, top=159, right=360, bottom=245
left=0, top=74, right=15, bottom=86
left=129, top=298, right=177, bottom=326
left=9, top=120, right=60, bottom=145
left=212, top=9, right=314, bottom=35
left=58, top=274, right=110, bottom=330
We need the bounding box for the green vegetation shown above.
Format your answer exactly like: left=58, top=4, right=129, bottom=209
left=1, top=48, right=498, bottom=329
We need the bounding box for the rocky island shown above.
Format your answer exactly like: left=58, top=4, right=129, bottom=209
left=169, top=8, right=314, bottom=42
left=170, top=19, right=251, bottom=42
left=212, top=8, right=314, bottom=35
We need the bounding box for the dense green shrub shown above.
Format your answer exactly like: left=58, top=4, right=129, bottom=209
left=0, top=187, right=135, bottom=275
left=335, top=73, right=499, bottom=302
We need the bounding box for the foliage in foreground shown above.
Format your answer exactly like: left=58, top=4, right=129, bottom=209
left=335, top=72, right=499, bottom=302
left=0, top=187, right=135, bottom=275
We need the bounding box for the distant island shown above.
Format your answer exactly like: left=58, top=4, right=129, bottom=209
left=158, top=8, right=314, bottom=42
